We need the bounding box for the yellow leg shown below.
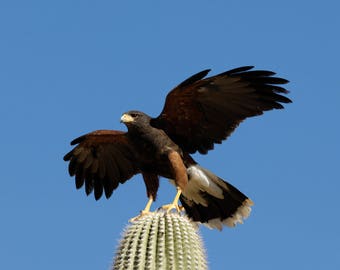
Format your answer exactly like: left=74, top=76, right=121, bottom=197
left=142, top=196, right=153, bottom=214
left=129, top=196, right=154, bottom=223
left=161, top=188, right=184, bottom=213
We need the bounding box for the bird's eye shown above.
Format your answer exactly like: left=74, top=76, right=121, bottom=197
left=130, top=113, right=138, bottom=118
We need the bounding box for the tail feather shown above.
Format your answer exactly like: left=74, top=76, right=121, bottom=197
left=180, top=165, right=253, bottom=230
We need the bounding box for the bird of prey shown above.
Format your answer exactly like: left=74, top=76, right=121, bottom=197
left=63, top=66, right=291, bottom=230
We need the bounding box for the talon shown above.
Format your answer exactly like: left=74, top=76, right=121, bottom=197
left=129, top=209, right=151, bottom=223
left=161, top=203, right=184, bottom=213
left=161, top=188, right=184, bottom=213
left=129, top=196, right=154, bottom=223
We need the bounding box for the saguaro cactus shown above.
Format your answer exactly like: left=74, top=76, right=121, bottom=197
left=113, top=211, right=207, bottom=270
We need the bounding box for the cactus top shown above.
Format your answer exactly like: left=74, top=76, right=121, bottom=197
left=113, top=211, right=207, bottom=270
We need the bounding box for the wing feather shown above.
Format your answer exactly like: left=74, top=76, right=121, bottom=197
left=63, top=130, right=140, bottom=200
left=151, top=66, right=291, bottom=154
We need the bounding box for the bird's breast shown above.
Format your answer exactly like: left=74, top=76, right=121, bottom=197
left=127, top=127, right=182, bottom=178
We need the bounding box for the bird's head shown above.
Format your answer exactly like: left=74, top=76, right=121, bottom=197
left=120, top=111, right=151, bottom=128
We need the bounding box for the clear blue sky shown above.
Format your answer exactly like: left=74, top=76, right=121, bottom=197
left=1, top=1, right=339, bottom=269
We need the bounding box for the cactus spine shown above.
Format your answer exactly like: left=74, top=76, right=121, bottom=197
left=113, top=211, right=207, bottom=270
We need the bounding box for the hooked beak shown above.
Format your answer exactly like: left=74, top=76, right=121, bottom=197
left=120, top=113, right=134, bottom=123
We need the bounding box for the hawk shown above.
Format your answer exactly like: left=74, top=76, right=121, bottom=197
left=63, top=66, right=291, bottom=230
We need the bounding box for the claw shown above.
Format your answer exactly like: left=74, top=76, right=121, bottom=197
left=129, top=196, right=154, bottom=223
left=129, top=209, right=151, bottom=223
left=161, top=188, right=184, bottom=213
left=161, top=203, right=184, bottom=213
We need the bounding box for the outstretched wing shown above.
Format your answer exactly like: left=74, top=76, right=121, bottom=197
left=151, top=66, right=292, bottom=154
left=63, top=130, right=140, bottom=200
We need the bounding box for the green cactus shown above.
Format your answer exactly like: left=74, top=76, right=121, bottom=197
left=113, top=211, right=207, bottom=270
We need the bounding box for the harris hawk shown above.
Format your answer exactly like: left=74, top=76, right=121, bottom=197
left=63, top=66, right=291, bottom=230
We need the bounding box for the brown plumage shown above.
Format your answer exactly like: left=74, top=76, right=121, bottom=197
left=64, top=66, right=291, bottom=229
